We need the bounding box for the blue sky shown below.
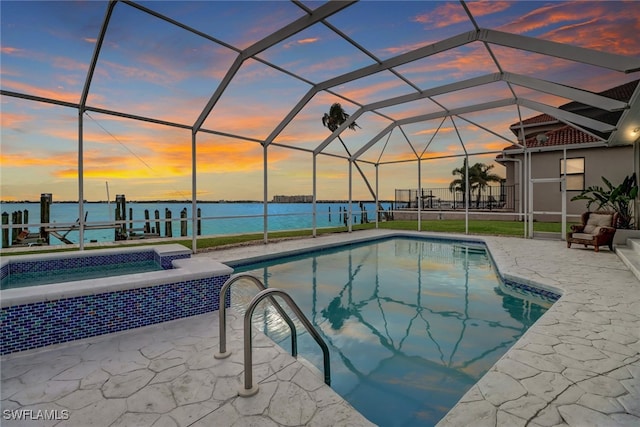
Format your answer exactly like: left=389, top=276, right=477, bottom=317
left=1, top=1, right=639, bottom=201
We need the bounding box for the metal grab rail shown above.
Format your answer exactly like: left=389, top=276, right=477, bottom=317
left=240, top=288, right=331, bottom=397
left=214, top=274, right=297, bottom=359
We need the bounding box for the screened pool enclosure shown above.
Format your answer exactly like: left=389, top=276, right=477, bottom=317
left=1, top=1, right=639, bottom=251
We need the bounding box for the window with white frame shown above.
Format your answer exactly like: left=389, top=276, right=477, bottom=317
left=560, top=157, right=585, bottom=191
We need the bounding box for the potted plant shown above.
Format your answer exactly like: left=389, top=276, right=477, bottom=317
left=571, top=173, right=639, bottom=244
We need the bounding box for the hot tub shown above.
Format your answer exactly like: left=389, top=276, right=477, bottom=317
left=0, top=244, right=233, bottom=354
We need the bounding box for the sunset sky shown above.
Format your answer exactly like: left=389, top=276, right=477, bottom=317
left=1, top=1, right=639, bottom=202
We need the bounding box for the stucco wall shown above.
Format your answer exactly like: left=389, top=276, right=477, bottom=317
left=500, top=145, right=633, bottom=223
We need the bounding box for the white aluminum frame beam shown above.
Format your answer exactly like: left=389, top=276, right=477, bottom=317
left=264, top=30, right=481, bottom=148
left=315, top=71, right=627, bottom=157
left=608, top=83, right=640, bottom=146
left=518, top=99, right=616, bottom=133
left=480, top=29, right=640, bottom=73
left=503, top=73, right=628, bottom=111
left=351, top=99, right=516, bottom=160
left=267, top=26, right=639, bottom=155
left=313, top=73, right=503, bottom=155
left=193, top=1, right=355, bottom=132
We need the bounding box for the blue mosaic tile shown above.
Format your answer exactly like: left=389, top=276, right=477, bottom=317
left=1, top=250, right=194, bottom=289
left=502, top=278, right=561, bottom=304
left=1, top=273, right=231, bottom=355
left=4, top=250, right=191, bottom=277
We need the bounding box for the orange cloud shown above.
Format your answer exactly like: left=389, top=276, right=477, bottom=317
left=499, top=3, right=594, bottom=35
left=396, top=42, right=497, bottom=82
left=465, top=1, right=512, bottom=17
left=2, top=78, right=81, bottom=104
left=415, top=1, right=512, bottom=29
left=1, top=46, right=22, bottom=55
left=380, top=40, right=440, bottom=57
left=1, top=112, right=32, bottom=129
left=336, top=77, right=411, bottom=104
left=413, top=3, right=469, bottom=29
left=496, top=2, right=640, bottom=55
left=284, top=37, right=320, bottom=48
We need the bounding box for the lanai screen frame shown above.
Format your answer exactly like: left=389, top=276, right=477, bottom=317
left=1, top=0, right=639, bottom=252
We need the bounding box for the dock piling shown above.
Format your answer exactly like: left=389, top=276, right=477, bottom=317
left=155, top=210, right=160, bottom=236
left=40, top=193, right=52, bottom=244
left=2, top=212, right=9, bottom=248
left=165, top=208, right=172, bottom=237
left=180, top=208, right=187, bottom=237
left=197, top=208, right=202, bottom=236
left=144, top=210, right=151, bottom=234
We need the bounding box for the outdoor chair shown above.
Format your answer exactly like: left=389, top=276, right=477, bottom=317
left=566, top=211, right=618, bottom=252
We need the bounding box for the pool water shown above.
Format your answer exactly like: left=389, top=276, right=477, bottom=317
left=2, top=260, right=163, bottom=289
left=233, top=237, right=552, bottom=427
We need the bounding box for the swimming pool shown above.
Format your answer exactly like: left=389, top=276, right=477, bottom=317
left=1, top=259, right=163, bottom=289
left=0, top=245, right=233, bottom=354
left=232, top=237, right=556, bottom=427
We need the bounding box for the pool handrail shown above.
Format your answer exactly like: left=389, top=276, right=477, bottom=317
left=214, top=273, right=297, bottom=359
left=240, top=287, right=331, bottom=397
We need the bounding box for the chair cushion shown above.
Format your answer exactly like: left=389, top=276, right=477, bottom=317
left=584, top=213, right=612, bottom=234
left=572, top=232, right=596, bottom=240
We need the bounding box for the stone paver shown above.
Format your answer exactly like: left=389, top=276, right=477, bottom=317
left=438, top=233, right=640, bottom=427
left=1, top=230, right=639, bottom=426
left=1, top=309, right=372, bottom=427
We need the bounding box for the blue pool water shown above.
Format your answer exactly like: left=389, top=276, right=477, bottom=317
left=1, top=260, right=163, bottom=290
left=233, top=237, right=554, bottom=427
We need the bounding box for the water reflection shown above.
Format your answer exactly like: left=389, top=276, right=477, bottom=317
left=234, top=238, right=552, bottom=427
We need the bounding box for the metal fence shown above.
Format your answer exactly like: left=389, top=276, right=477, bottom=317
left=395, top=185, right=517, bottom=211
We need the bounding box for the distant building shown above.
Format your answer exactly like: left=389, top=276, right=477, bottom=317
left=272, top=195, right=314, bottom=203
left=497, top=79, right=638, bottom=222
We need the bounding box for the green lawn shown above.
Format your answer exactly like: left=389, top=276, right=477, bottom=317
left=176, top=219, right=563, bottom=250
left=2, top=219, right=565, bottom=255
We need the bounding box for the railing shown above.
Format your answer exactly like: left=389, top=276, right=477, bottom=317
left=214, top=274, right=331, bottom=397
left=241, top=288, right=331, bottom=396
left=395, top=185, right=517, bottom=211
left=215, top=273, right=297, bottom=359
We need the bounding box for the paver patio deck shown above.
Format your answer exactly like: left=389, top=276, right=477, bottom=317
left=1, top=230, right=639, bottom=426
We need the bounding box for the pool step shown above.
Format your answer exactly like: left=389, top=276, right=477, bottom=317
left=452, top=244, right=487, bottom=255
left=616, top=238, right=640, bottom=282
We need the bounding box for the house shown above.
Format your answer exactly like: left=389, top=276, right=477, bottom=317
left=497, top=79, right=639, bottom=224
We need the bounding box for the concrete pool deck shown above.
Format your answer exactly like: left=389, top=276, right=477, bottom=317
left=1, top=230, right=639, bottom=426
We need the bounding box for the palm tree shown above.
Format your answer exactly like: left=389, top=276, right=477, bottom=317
left=322, top=102, right=360, bottom=134
left=322, top=103, right=386, bottom=219
left=449, top=160, right=503, bottom=208
left=449, top=159, right=472, bottom=207
left=470, top=163, right=503, bottom=208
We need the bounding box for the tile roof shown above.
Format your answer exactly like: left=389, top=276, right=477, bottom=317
left=503, top=79, right=639, bottom=152
left=510, top=79, right=639, bottom=129
left=517, top=114, right=558, bottom=126
left=501, top=124, right=601, bottom=152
